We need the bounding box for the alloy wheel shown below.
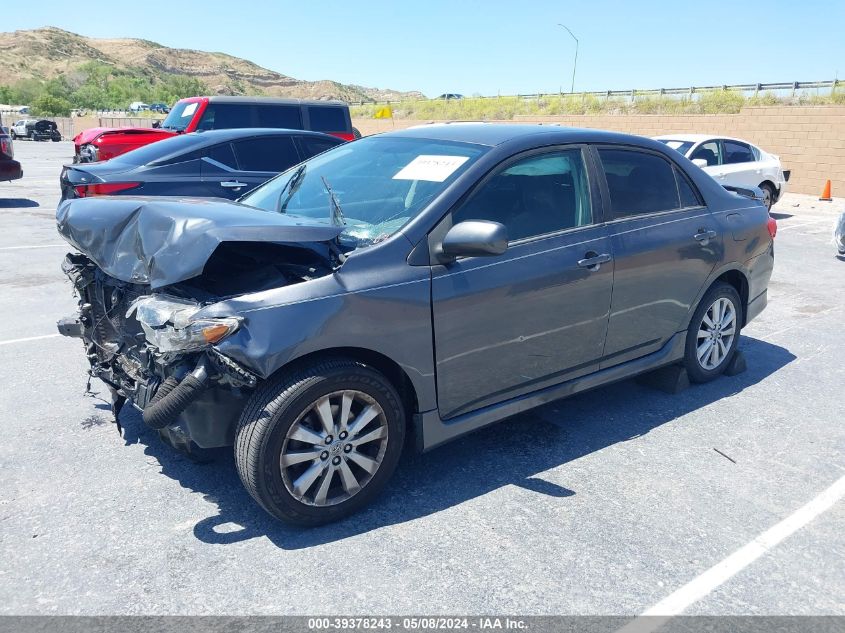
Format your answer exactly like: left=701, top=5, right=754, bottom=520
left=762, top=187, right=772, bottom=209
left=696, top=297, right=737, bottom=370
left=280, top=390, right=389, bottom=507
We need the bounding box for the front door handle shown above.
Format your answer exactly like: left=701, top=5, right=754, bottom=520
left=694, top=229, right=717, bottom=245
left=220, top=181, right=247, bottom=189
left=577, top=252, right=612, bottom=271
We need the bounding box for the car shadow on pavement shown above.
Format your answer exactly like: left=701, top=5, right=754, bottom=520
left=114, top=336, right=795, bottom=550
left=0, top=198, right=39, bottom=208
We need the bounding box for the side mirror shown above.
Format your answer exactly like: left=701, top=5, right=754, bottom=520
left=440, top=220, right=508, bottom=260
left=691, top=158, right=708, bottom=169
left=152, top=120, right=161, bottom=129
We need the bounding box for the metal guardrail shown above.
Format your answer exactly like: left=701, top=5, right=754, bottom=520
left=1, top=80, right=839, bottom=114
left=348, top=80, right=842, bottom=106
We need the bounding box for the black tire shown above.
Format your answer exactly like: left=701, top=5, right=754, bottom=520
left=234, top=358, right=405, bottom=526
left=759, top=182, right=775, bottom=211
left=28, top=131, right=35, bottom=141
left=10, top=131, right=16, bottom=141
left=352, top=127, right=362, bottom=139
left=683, top=282, right=742, bottom=383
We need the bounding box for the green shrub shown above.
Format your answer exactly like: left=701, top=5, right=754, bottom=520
left=30, top=94, right=72, bottom=116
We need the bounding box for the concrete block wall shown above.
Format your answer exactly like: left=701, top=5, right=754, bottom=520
left=353, top=106, right=845, bottom=196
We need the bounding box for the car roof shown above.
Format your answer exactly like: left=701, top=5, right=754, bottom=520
left=653, top=133, right=758, bottom=146
left=180, top=128, right=340, bottom=144
left=389, top=123, right=659, bottom=147
left=202, top=96, right=347, bottom=107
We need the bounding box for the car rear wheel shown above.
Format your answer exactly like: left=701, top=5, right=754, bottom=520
left=759, top=182, right=775, bottom=210
left=684, top=282, right=741, bottom=383
left=234, top=358, right=405, bottom=525
left=28, top=131, right=35, bottom=141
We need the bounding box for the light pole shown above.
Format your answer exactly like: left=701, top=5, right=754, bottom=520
left=557, top=23, right=578, bottom=94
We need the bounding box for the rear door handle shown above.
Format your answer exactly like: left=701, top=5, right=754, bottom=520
left=694, top=229, right=717, bottom=244
left=221, top=181, right=247, bottom=189
left=577, top=252, right=612, bottom=271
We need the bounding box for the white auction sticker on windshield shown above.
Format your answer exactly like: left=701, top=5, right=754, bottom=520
left=393, top=155, right=469, bottom=182
left=181, top=102, right=198, bottom=118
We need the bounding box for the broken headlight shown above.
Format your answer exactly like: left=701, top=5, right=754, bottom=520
left=127, top=296, right=241, bottom=353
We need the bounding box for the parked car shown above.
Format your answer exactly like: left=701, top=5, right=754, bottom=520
left=129, top=102, right=150, bottom=112
left=60, top=128, right=344, bottom=201
left=0, top=114, right=23, bottom=182
left=56, top=124, right=774, bottom=525
left=149, top=103, right=170, bottom=114
left=835, top=211, right=845, bottom=256
left=654, top=134, right=789, bottom=210
left=10, top=119, right=62, bottom=142
left=437, top=93, right=464, bottom=100
left=73, top=97, right=356, bottom=163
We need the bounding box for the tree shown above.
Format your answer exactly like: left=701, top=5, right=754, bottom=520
left=30, top=94, right=73, bottom=117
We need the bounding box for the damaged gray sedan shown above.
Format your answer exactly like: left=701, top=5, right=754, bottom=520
left=57, top=124, right=774, bottom=525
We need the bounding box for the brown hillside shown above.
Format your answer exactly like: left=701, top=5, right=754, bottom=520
left=0, top=27, right=422, bottom=102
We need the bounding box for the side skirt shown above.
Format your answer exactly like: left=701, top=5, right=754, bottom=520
left=415, top=331, right=687, bottom=452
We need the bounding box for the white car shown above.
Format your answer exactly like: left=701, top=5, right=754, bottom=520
left=654, top=134, right=789, bottom=209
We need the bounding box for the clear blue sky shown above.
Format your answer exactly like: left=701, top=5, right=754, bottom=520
left=5, top=0, right=842, bottom=97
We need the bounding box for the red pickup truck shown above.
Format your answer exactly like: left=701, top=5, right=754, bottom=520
left=74, top=96, right=357, bottom=163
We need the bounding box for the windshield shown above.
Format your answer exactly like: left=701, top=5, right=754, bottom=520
left=240, top=136, right=486, bottom=248
left=658, top=139, right=695, bottom=155
left=159, top=100, right=201, bottom=132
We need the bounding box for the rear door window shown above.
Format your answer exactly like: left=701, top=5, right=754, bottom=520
left=298, top=135, right=343, bottom=158
left=256, top=105, right=303, bottom=129
left=307, top=106, right=347, bottom=132
left=231, top=136, right=300, bottom=172
left=598, top=148, right=681, bottom=217
left=722, top=140, right=755, bottom=164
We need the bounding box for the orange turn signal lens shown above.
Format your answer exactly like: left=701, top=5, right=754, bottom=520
left=202, top=324, right=233, bottom=343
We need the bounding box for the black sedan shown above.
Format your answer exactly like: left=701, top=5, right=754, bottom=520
left=60, top=128, right=344, bottom=201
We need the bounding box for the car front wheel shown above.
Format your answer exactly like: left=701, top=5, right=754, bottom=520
left=684, top=282, right=741, bottom=383
left=235, top=358, right=405, bottom=525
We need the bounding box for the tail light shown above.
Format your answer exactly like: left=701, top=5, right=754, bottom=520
left=0, top=137, right=13, bottom=158
left=327, top=132, right=355, bottom=141
left=767, top=215, right=777, bottom=239
left=74, top=182, right=141, bottom=197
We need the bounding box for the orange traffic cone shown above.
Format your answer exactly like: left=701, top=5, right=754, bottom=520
left=820, top=179, right=832, bottom=201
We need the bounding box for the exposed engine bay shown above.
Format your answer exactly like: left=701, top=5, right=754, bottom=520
left=58, top=242, right=333, bottom=451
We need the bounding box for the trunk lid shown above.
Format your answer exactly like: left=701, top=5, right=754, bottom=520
left=56, top=197, right=343, bottom=288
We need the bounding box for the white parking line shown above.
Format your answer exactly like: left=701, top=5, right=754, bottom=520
left=0, top=333, right=61, bottom=346
left=776, top=219, right=832, bottom=232
left=0, top=244, right=66, bottom=251
left=618, top=473, right=845, bottom=632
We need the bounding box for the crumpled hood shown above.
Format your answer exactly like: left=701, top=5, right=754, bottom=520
left=56, top=196, right=343, bottom=288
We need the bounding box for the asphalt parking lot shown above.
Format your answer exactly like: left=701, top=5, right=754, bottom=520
left=0, top=140, right=843, bottom=616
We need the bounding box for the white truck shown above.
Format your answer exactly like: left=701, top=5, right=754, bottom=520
left=10, top=119, right=62, bottom=142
